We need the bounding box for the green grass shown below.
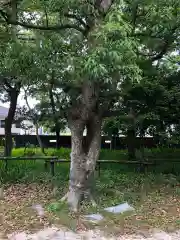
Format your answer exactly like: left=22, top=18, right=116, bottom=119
left=1, top=147, right=180, bottom=235
left=12, top=146, right=180, bottom=159
left=11, top=147, right=129, bottom=160
left=10, top=147, right=180, bottom=173
left=0, top=158, right=180, bottom=235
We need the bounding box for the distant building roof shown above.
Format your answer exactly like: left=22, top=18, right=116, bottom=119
left=0, top=106, right=8, bottom=117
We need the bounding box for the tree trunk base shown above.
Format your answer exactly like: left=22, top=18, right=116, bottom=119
left=88, top=194, right=97, bottom=207
left=60, top=192, right=68, bottom=202
left=60, top=190, right=97, bottom=211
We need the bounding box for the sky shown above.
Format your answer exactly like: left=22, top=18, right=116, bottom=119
left=0, top=91, right=37, bottom=109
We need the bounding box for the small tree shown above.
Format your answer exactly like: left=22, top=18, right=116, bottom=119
left=35, top=86, right=67, bottom=149
left=23, top=87, right=46, bottom=155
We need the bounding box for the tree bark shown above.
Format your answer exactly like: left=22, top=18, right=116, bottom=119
left=68, top=115, right=101, bottom=212
left=35, top=123, right=46, bottom=155
left=66, top=81, right=101, bottom=212
left=49, top=75, right=61, bottom=149
left=4, top=1, right=19, bottom=157
left=4, top=89, right=19, bottom=156
left=55, top=129, right=61, bottom=149
left=23, top=87, right=46, bottom=154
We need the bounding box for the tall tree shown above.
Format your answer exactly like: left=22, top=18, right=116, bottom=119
left=0, top=0, right=179, bottom=211
left=0, top=42, right=34, bottom=156
left=0, top=0, right=35, bottom=156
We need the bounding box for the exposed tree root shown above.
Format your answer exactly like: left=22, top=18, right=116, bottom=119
left=0, top=187, right=4, bottom=200
left=60, top=191, right=97, bottom=208
left=88, top=193, right=97, bottom=207
left=60, top=192, right=68, bottom=202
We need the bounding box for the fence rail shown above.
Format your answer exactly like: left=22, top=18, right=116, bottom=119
left=0, top=156, right=179, bottom=176
left=0, top=156, right=58, bottom=171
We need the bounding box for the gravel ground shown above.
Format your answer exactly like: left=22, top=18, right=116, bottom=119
left=6, top=227, right=180, bottom=240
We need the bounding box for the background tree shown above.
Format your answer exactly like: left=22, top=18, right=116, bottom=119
left=36, top=90, right=67, bottom=149
left=0, top=42, right=35, bottom=156
left=22, top=87, right=46, bottom=155
left=27, top=35, right=69, bottom=149
left=0, top=0, right=37, bottom=156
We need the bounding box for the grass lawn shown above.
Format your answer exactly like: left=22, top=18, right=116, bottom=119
left=0, top=159, right=180, bottom=237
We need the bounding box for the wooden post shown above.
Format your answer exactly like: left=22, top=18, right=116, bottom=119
left=44, top=160, right=48, bottom=171
left=50, top=160, right=55, bottom=176
left=144, top=163, right=148, bottom=173
left=139, top=162, right=145, bottom=173
left=98, top=162, right=100, bottom=176
left=5, top=159, right=8, bottom=172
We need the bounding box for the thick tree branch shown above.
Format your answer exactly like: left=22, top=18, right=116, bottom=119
left=103, top=110, right=122, bottom=118
left=64, top=13, right=88, bottom=28
left=133, top=32, right=164, bottom=39
left=15, top=80, right=21, bottom=90
left=135, top=24, right=179, bottom=61
left=44, top=6, right=49, bottom=27
left=0, top=9, right=8, bottom=21
left=23, top=87, right=33, bottom=115
left=84, top=0, right=115, bottom=18
left=18, top=36, right=36, bottom=41
left=151, top=41, right=170, bottom=61
left=0, top=0, right=11, bottom=7
left=96, top=0, right=115, bottom=14
left=150, top=25, right=179, bottom=62
left=131, top=3, right=139, bottom=34
left=3, top=78, right=13, bottom=89
left=9, top=20, right=85, bottom=32
left=0, top=0, right=114, bottom=36
left=0, top=9, right=86, bottom=33
left=0, top=80, right=9, bottom=92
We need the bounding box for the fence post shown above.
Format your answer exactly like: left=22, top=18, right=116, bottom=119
left=138, top=162, right=145, bottom=173
left=44, top=160, right=48, bottom=171
left=5, top=159, right=8, bottom=172
left=50, top=160, right=55, bottom=176
left=96, top=162, right=100, bottom=176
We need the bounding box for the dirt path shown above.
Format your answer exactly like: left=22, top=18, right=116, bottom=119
left=6, top=227, right=180, bottom=240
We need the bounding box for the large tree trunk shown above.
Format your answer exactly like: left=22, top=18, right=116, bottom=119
left=68, top=115, right=102, bottom=212
left=4, top=89, right=19, bottom=156
left=64, top=80, right=101, bottom=212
